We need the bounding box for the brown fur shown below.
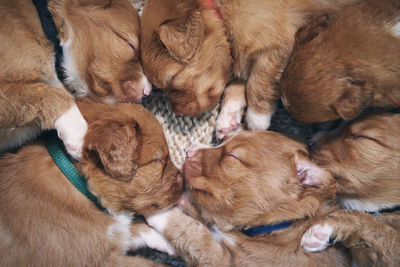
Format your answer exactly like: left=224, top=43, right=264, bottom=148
left=140, top=0, right=358, bottom=123
left=0, top=99, right=183, bottom=266
left=303, top=210, right=400, bottom=267
left=0, top=0, right=149, bottom=153
left=147, top=131, right=351, bottom=266
left=280, top=0, right=400, bottom=123
left=304, top=113, right=400, bottom=265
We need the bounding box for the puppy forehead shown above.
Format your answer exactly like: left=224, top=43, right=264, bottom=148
left=223, top=131, right=303, bottom=152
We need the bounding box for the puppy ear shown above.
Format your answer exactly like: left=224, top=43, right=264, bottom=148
left=295, top=14, right=331, bottom=45
left=157, top=8, right=204, bottom=63
left=85, top=121, right=139, bottom=182
left=293, top=150, right=334, bottom=188
left=333, top=80, right=373, bottom=121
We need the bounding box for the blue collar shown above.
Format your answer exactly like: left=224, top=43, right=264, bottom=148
left=242, top=221, right=293, bottom=237
left=43, top=131, right=103, bottom=210
left=32, top=0, right=64, bottom=82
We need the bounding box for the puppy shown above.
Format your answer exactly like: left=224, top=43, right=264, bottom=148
left=0, top=99, right=183, bottom=266
left=146, top=131, right=351, bottom=266
left=140, top=0, right=358, bottom=139
left=301, top=113, right=400, bottom=266
left=0, top=0, right=151, bottom=159
left=280, top=0, right=400, bottom=124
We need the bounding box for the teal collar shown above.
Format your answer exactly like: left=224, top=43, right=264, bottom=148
left=44, top=131, right=103, bottom=210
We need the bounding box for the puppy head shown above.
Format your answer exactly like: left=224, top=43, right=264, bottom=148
left=182, top=131, right=336, bottom=231
left=55, top=0, right=151, bottom=103
left=311, top=113, right=400, bottom=206
left=77, top=100, right=184, bottom=215
left=140, top=0, right=232, bottom=116
left=280, top=14, right=373, bottom=123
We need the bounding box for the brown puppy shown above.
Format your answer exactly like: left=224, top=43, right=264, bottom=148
left=146, top=131, right=351, bottom=266
left=140, top=0, right=358, bottom=139
left=280, top=0, right=400, bottom=124
left=0, top=99, right=183, bottom=266
left=301, top=113, right=400, bottom=266
left=0, top=0, right=151, bottom=159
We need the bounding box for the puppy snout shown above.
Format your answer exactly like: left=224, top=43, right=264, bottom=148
left=185, top=148, right=198, bottom=159
left=122, top=75, right=152, bottom=102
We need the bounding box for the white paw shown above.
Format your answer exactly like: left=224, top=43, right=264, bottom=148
left=216, top=100, right=244, bottom=140
left=301, top=223, right=334, bottom=252
left=133, top=228, right=176, bottom=256
left=245, top=108, right=273, bottom=130
left=55, top=104, right=87, bottom=160
left=146, top=208, right=175, bottom=233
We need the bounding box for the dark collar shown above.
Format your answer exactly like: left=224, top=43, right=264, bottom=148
left=32, top=0, right=64, bottom=82
left=368, top=205, right=400, bottom=215
left=43, top=131, right=103, bottom=210
left=242, top=221, right=293, bottom=237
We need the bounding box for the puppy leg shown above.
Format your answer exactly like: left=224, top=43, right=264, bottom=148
left=130, top=220, right=176, bottom=256
left=245, top=51, right=285, bottom=130
left=216, top=81, right=246, bottom=141
left=0, top=82, right=87, bottom=159
left=301, top=210, right=400, bottom=266
left=146, top=207, right=232, bottom=266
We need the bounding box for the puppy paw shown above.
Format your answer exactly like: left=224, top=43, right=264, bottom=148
left=133, top=228, right=176, bottom=256
left=146, top=207, right=180, bottom=233
left=55, top=104, right=88, bottom=161
left=216, top=100, right=244, bottom=140
left=301, top=223, right=334, bottom=252
left=245, top=108, right=273, bottom=130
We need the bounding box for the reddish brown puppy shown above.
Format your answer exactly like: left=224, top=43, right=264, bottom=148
left=0, top=0, right=151, bottom=159
left=146, top=131, right=351, bottom=266
left=301, top=113, right=400, bottom=266
left=280, top=0, right=400, bottom=124
left=0, top=99, right=183, bottom=266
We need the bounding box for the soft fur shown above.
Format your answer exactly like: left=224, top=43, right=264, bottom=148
left=301, top=113, right=400, bottom=266
left=146, top=131, right=351, bottom=266
left=140, top=0, right=358, bottom=140
left=0, top=0, right=151, bottom=159
left=280, top=0, right=400, bottom=124
left=0, top=99, right=183, bottom=266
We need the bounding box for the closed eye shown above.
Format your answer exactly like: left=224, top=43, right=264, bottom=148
left=352, top=134, right=387, bottom=148
left=127, top=41, right=138, bottom=61
left=224, top=153, right=241, bottom=161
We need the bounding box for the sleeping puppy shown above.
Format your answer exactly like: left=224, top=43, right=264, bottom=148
left=146, top=131, right=351, bottom=266
left=140, top=0, right=359, bottom=139
left=280, top=0, right=400, bottom=124
left=0, top=0, right=151, bottom=159
left=301, top=113, right=400, bottom=266
left=0, top=99, right=183, bottom=266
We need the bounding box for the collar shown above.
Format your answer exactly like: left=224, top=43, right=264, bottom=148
left=241, top=221, right=293, bottom=237
left=368, top=205, right=400, bottom=216
left=32, top=0, right=64, bottom=82
left=43, top=130, right=103, bottom=210
left=203, top=0, right=223, bottom=20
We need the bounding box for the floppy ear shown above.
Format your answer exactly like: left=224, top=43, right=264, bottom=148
left=157, top=8, right=204, bottom=63
left=295, top=14, right=331, bottom=45
left=333, top=79, right=373, bottom=121
left=293, top=150, right=334, bottom=188
left=85, top=120, right=139, bottom=182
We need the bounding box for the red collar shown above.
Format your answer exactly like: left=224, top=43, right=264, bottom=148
left=203, top=0, right=222, bottom=19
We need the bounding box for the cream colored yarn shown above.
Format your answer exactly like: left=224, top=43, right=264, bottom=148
left=143, top=90, right=219, bottom=169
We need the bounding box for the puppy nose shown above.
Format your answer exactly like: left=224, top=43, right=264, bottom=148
left=185, top=149, right=197, bottom=159
left=141, top=75, right=152, bottom=96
